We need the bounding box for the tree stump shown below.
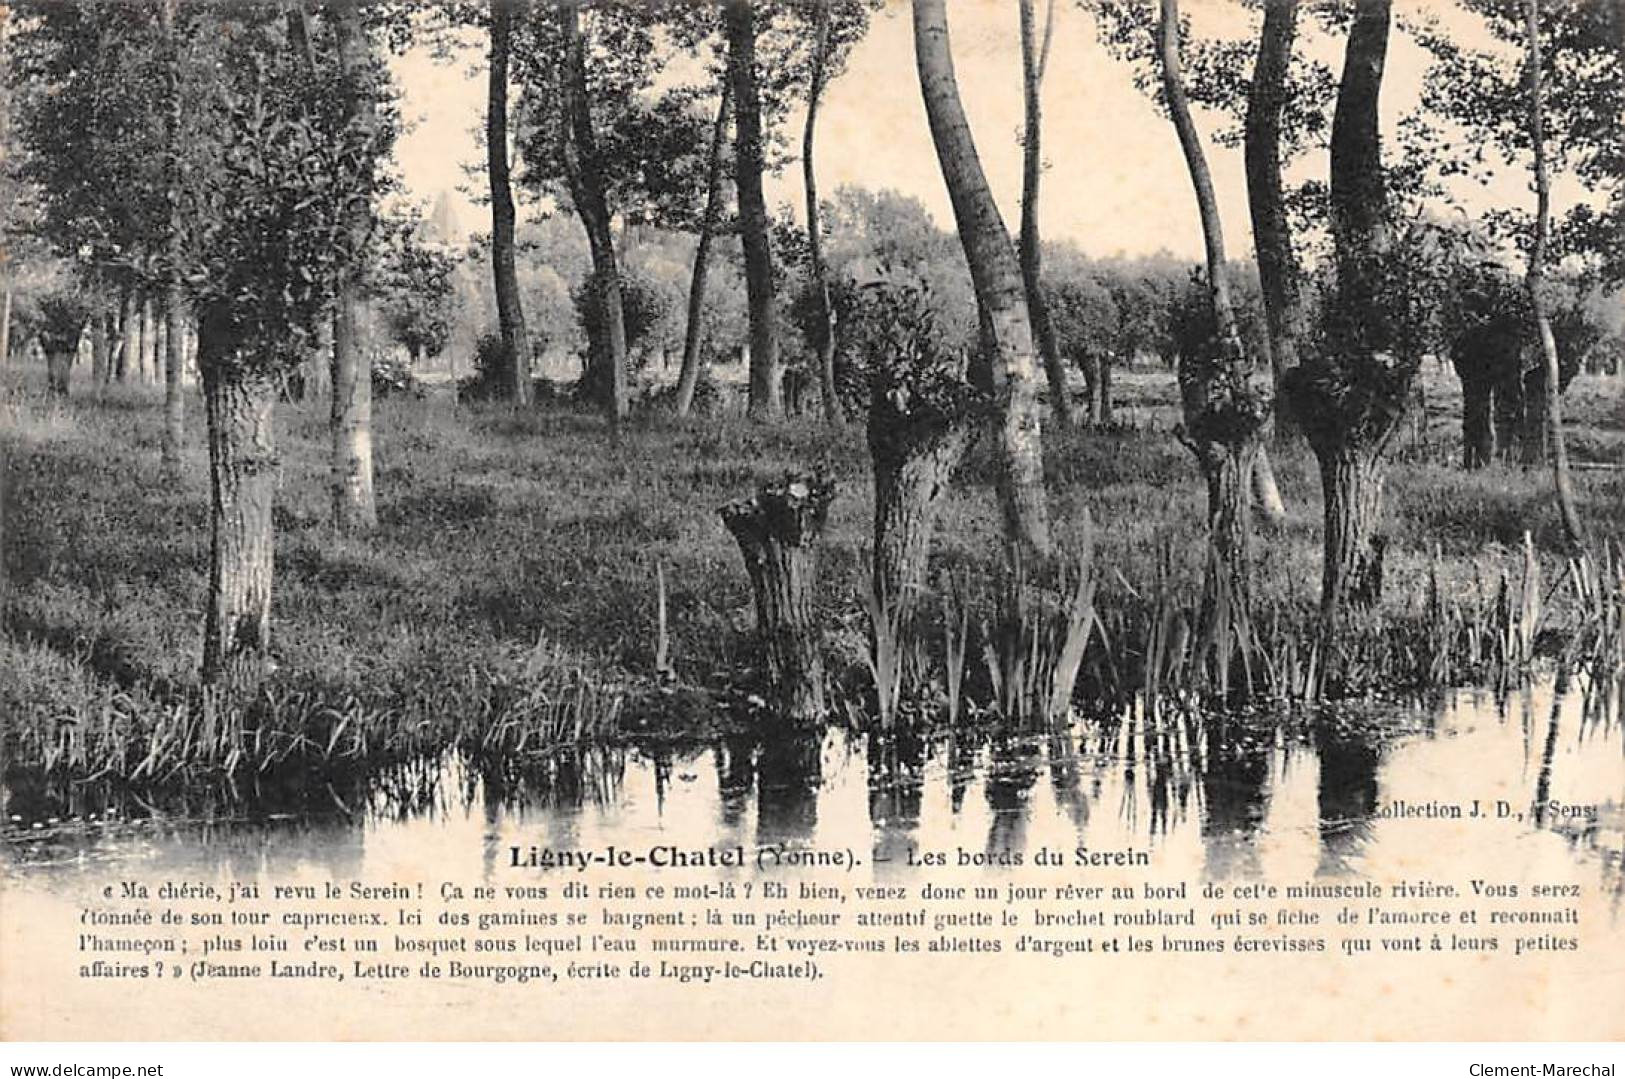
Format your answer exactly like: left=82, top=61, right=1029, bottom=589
left=720, top=472, right=835, bottom=723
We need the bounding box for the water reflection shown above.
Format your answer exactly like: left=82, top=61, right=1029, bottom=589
left=4, top=683, right=1622, bottom=901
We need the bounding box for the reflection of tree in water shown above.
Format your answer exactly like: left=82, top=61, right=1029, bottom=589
left=868, top=728, right=926, bottom=873
left=947, top=730, right=978, bottom=814
left=714, top=734, right=757, bottom=836
left=1046, top=727, right=1090, bottom=841
left=984, top=735, right=1042, bottom=860
left=1197, top=718, right=1274, bottom=881
left=1314, top=721, right=1382, bottom=877
left=1531, top=676, right=1623, bottom=905
left=755, top=727, right=823, bottom=850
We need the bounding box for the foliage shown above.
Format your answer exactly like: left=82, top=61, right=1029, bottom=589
left=837, top=280, right=985, bottom=426
left=375, top=218, right=458, bottom=362
left=457, top=333, right=517, bottom=403
left=1410, top=0, right=1625, bottom=280
left=572, top=267, right=678, bottom=393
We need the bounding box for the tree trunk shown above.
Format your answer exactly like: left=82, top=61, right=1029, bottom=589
left=0, top=286, right=11, bottom=367
left=1158, top=0, right=1269, bottom=686
left=162, top=288, right=185, bottom=475
left=1252, top=448, right=1287, bottom=523
left=912, top=0, right=1051, bottom=565
left=160, top=0, right=184, bottom=478
left=870, top=418, right=971, bottom=631
left=1246, top=0, right=1306, bottom=445
left=488, top=0, right=532, bottom=406
left=198, top=316, right=278, bottom=684
left=675, top=82, right=732, bottom=419
left=141, top=298, right=158, bottom=384
left=1524, top=0, right=1586, bottom=551
left=1018, top=0, right=1073, bottom=428
left=1459, top=365, right=1494, bottom=468
left=44, top=349, right=73, bottom=397
left=720, top=474, right=836, bottom=723
left=1493, top=374, right=1523, bottom=462
left=90, top=309, right=109, bottom=389
left=1199, top=442, right=1260, bottom=695
left=559, top=1, right=628, bottom=436
left=1329, top=0, right=1392, bottom=336
left=1097, top=357, right=1113, bottom=425
left=1282, top=0, right=1400, bottom=629
left=120, top=292, right=139, bottom=384
left=725, top=0, right=783, bottom=420
left=804, top=0, right=842, bottom=427
left=332, top=0, right=377, bottom=531
left=330, top=302, right=376, bottom=531
left=1319, top=446, right=1386, bottom=614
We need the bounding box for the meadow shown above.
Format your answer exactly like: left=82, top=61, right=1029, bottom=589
left=2, top=356, right=1621, bottom=793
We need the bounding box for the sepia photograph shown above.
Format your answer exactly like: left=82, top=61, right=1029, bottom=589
left=1, top=0, right=1622, bottom=1049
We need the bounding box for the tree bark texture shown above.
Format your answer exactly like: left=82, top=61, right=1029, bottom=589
left=912, top=0, right=1051, bottom=565
left=720, top=475, right=836, bottom=723
left=1318, top=445, right=1386, bottom=614
left=198, top=314, right=278, bottom=684
left=559, top=1, right=628, bottom=434
left=1018, top=0, right=1072, bottom=427
left=488, top=0, right=533, bottom=405
left=804, top=0, right=843, bottom=427
left=870, top=415, right=972, bottom=631
left=725, top=0, right=783, bottom=420
left=675, top=83, right=732, bottom=419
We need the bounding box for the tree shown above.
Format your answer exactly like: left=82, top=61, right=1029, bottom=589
left=674, top=82, right=732, bottom=419
left=178, top=8, right=387, bottom=680
left=912, top=0, right=1051, bottom=565
left=724, top=0, right=783, bottom=419
left=1523, top=0, right=1585, bottom=550
left=804, top=0, right=842, bottom=427
left=328, top=1, right=385, bottom=532
left=1281, top=0, right=1415, bottom=622
left=377, top=221, right=457, bottom=367
left=1413, top=0, right=1622, bottom=482
left=1157, top=0, right=1271, bottom=691
left=488, top=0, right=533, bottom=404
left=1246, top=0, right=1310, bottom=441
left=555, top=0, right=628, bottom=434
left=1018, top=0, right=1075, bottom=428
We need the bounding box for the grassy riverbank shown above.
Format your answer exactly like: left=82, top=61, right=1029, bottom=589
left=2, top=359, right=1622, bottom=789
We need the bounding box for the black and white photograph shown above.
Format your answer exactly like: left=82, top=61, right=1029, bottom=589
left=0, top=0, right=1622, bottom=1049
